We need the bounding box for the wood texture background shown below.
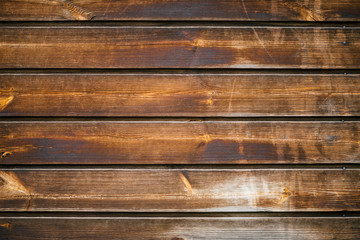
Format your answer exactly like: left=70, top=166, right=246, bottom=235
left=1, top=0, right=360, bottom=21
left=0, top=0, right=359, bottom=239
left=1, top=121, right=359, bottom=164
left=1, top=169, right=359, bottom=212
left=1, top=26, right=359, bottom=69
left=1, top=72, right=359, bottom=116
left=0, top=217, right=359, bottom=239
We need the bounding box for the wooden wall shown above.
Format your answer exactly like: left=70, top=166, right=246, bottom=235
left=0, top=0, right=359, bottom=239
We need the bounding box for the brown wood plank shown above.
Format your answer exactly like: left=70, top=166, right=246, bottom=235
left=1, top=121, right=359, bottom=164
left=0, top=169, right=359, bottom=212
left=1, top=26, right=359, bottom=69
left=1, top=73, right=360, bottom=117
left=1, top=0, right=360, bottom=21
left=1, top=217, right=359, bottom=239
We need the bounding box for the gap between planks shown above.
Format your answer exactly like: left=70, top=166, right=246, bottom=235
left=0, top=212, right=359, bottom=218
left=0, top=117, right=359, bottom=122
left=1, top=21, right=360, bottom=28
left=0, top=165, right=359, bottom=170
left=1, top=69, right=360, bottom=74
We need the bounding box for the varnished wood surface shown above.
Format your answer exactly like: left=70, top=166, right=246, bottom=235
left=1, top=0, right=360, bottom=21
left=1, top=1, right=359, bottom=237
left=1, top=73, right=359, bottom=116
left=1, top=121, right=359, bottom=164
left=0, top=217, right=359, bottom=239
left=1, top=26, right=359, bottom=69
left=0, top=169, right=359, bottom=212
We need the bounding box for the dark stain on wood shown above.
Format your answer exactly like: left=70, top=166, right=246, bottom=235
left=201, top=140, right=241, bottom=162
left=241, top=141, right=279, bottom=161
left=200, top=140, right=279, bottom=163
left=1, top=121, right=359, bottom=164
left=297, top=145, right=306, bottom=161
left=283, top=144, right=295, bottom=162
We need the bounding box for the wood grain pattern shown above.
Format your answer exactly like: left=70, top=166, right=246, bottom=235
left=0, top=217, right=359, bottom=239
left=1, top=121, right=359, bottom=164
left=1, top=26, right=359, bottom=69
left=1, top=0, right=360, bottom=21
left=1, top=0, right=359, bottom=237
left=1, top=73, right=360, bottom=116
left=0, top=169, right=359, bottom=212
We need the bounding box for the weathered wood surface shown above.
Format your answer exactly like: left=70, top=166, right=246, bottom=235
left=1, top=26, right=359, bottom=69
left=1, top=0, right=360, bottom=21
left=1, top=73, right=360, bottom=116
left=0, top=217, right=359, bottom=239
left=0, top=169, right=359, bottom=212
left=1, top=121, right=359, bottom=164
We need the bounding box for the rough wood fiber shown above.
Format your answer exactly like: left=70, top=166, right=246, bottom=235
left=0, top=217, right=359, bottom=239
left=0, top=169, right=359, bottom=212
left=1, top=26, right=359, bottom=69
left=1, top=0, right=360, bottom=21
left=1, top=73, right=360, bottom=116
left=0, top=121, right=359, bottom=164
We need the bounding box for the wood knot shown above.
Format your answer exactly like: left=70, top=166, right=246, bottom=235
left=203, top=134, right=211, bottom=143
left=1, top=152, right=12, bottom=159
left=196, top=134, right=212, bottom=149
left=0, top=171, right=32, bottom=199
left=280, top=187, right=292, bottom=202
left=206, top=96, right=214, bottom=105
left=0, top=95, right=14, bottom=111
left=61, top=0, right=94, bottom=20
left=0, top=223, right=12, bottom=231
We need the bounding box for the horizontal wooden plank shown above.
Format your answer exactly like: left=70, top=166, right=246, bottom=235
left=0, top=169, right=359, bottom=212
left=1, top=26, right=359, bottom=69
left=1, top=121, right=359, bottom=164
left=1, top=73, right=360, bottom=116
left=1, top=0, right=360, bottom=21
left=0, top=217, right=359, bottom=239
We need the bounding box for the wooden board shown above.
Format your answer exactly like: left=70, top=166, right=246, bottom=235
left=1, top=0, right=359, bottom=238
left=1, top=121, right=359, bottom=164
left=1, top=0, right=360, bottom=21
left=0, top=217, right=359, bottom=239
left=1, top=73, right=360, bottom=117
left=0, top=169, right=359, bottom=212
left=1, top=26, right=359, bottom=69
